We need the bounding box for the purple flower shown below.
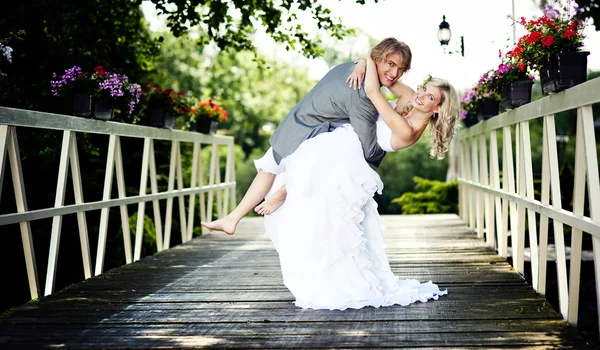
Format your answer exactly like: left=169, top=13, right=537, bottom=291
left=98, top=73, right=125, bottom=98
left=497, top=64, right=510, bottom=74
left=460, top=89, right=477, bottom=103
left=50, top=66, right=84, bottom=96
left=544, top=5, right=560, bottom=19
left=127, top=83, right=142, bottom=115
left=460, top=110, right=467, bottom=120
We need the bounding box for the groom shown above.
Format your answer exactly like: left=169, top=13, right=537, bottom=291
left=203, top=37, right=412, bottom=235
left=271, top=37, right=411, bottom=167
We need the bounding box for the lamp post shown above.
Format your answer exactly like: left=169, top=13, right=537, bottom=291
left=437, top=15, right=464, bottom=57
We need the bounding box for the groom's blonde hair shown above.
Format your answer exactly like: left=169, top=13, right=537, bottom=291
left=370, top=38, right=412, bottom=71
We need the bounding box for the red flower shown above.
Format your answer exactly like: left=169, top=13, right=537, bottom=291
left=541, top=35, right=554, bottom=47
left=563, top=28, right=576, bottom=39
left=93, top=66, right=109, bottom=76
left=526, top=32, right=541, bottom=44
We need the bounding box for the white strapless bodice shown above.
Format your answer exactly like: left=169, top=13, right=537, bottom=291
left=375, top=101, right=396, bottom=152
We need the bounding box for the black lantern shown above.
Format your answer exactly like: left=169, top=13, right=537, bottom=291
left=437, top=15, right=451, bottom=46
left=437, top=15, right=464, bottom=57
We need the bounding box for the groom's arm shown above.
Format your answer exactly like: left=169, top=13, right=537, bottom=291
left=348, top=99, right=385, bottom=167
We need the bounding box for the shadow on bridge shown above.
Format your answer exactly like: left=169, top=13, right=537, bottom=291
left=0, top=214, right=594, bottom=348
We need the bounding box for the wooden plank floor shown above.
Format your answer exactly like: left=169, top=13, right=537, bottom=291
left=0, top=214, right=593, bottom=349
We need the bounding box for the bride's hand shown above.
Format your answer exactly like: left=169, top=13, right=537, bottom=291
left=346, top=57, right=367, bottom=90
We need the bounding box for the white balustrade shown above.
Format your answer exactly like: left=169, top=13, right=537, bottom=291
left=453, top=77, right=600, bottom=331
left=0, top=107, right=236, bottom=299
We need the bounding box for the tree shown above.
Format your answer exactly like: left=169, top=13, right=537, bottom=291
left=149, top=32, right=317, bottom=158
left=1, top=0, right=160, bottom=111
left=0, top=0, right=161, bottom=313
left=574, top=0, right=600, bottom=30
left=375, top=136, right=449, bottom=214
left=142, top=0, right=378, bottom=59
left=317, top=31, right=379, bottom=69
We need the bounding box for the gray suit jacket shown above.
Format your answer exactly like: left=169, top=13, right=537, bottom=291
left=269, top=61, right=385, bottom=167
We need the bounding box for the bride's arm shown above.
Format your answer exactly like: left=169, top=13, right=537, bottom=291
left=363, top=56, right=415, bottom=145
left=347, top=56, right=412, bottom=99
left=346, top=58, right=367, bottom=90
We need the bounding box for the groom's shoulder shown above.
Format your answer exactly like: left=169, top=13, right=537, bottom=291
left=315, top=61, right=358, bottom=94
left=325, top=61, right=354, bottom=77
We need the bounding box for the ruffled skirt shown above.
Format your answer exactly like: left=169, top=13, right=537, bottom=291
left=255, top=125, right=447, bottom=310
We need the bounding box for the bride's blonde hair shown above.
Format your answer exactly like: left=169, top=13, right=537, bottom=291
left=426, top=77, right=460, bottom=160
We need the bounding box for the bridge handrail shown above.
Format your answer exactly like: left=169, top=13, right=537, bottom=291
left=454, top=77, right=600, bottom=331
left=0, top=106, right=236, bottom=302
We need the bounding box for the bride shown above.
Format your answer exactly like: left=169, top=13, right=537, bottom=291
left=252, top=56, right=460, bottom=310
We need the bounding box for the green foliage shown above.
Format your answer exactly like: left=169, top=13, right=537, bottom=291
left=1, top=0, right=160, bottom=112
left=145, top=0, right=377, bottom=59
left=375, top=135, right=449, bottom=214
left=128, top=212, right=158, bottom=256
left=317, top=32, right=380, bottom=69
left=575, top=0, right=600, bottom=31
left=149, top=32, right=316, bottom=158
left=392, top=177, right=458, bottom=214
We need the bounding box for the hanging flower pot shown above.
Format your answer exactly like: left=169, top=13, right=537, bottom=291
left=93, top=98, right=114, bottom=121
left=540, top=51, right=590, bottom=95
left=0, top=74, right=4, bottom=100
left=462, top=114, right=478, bottom=128
left=501, top=80, right=534, bottom=110
left=72, top=93, right=93, bottom=118
left=477, top=98, right=499, bottom=120
left=146, top=107, right=176, bottom=129
left=196, top=118, right=219, bottom=134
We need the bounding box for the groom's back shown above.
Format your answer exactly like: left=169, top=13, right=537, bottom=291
left=270, top=61, right=380, bottom=164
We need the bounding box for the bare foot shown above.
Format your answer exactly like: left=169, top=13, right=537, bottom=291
left=254, top=192, right=286, bottom=215
left=201, top=216, right=237, bottom=235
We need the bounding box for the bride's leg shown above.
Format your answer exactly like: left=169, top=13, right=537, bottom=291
left=202, top=169, right=276, bottom=235
left=255, top=185, right=287, bottom=215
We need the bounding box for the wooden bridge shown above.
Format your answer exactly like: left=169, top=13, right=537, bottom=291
left=2, top=77, right=600, bottom=348
left=0, top=215, right=592, bottom=348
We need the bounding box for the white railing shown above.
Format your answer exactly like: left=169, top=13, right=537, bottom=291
left=455, top=77, right=600, bottom=331
left=0, top=106, right=236, bottom=300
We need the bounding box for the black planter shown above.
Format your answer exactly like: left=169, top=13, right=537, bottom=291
left=477, top=98, right=500, bottom=120
left=540, top=51, right=590, bottom=95
left=93, top=98, right=114, bottom=121
left=196, top=118, right=218, bottom=134
left=0, top=74, right=4, bottom=100
left=72, top=93, right=93, bottom=118
left=462, top=115, right=478, bottom=128
left=147, top=108, right=176, bottom=129
left=501, top=80, right=534, bottom=110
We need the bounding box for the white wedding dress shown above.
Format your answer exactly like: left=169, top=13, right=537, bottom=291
left=254, top=102, right=447, bottom=310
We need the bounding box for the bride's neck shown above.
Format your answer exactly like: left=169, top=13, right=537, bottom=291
left=406, top=109, right=432, bottom=126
